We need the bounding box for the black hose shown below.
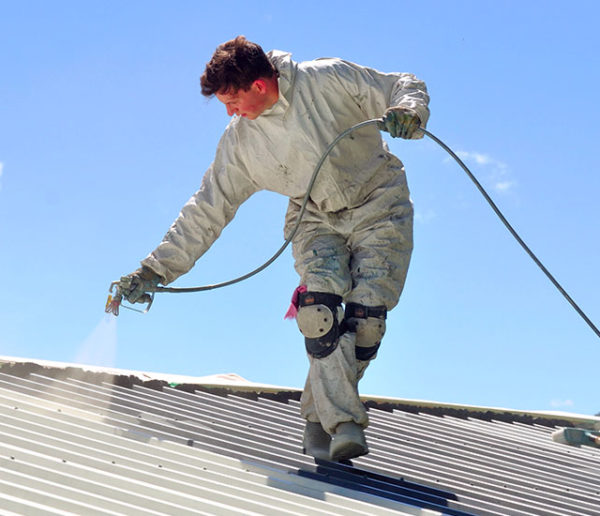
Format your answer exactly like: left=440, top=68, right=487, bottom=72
left=151, top=121, right=600, bottom=339
left=420, top=128, right=600, bottom=339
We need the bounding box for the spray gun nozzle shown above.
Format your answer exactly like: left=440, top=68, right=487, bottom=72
left=105, top=282, right=122, bottom=316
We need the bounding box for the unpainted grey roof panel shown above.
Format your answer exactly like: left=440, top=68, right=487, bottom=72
left=0, top=363, right=598, bottom=515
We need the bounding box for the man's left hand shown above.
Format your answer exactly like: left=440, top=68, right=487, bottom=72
left=380, top=107, right=422, bottom=139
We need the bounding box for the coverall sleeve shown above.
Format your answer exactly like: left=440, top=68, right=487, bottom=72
left=327, top=59, right=430, bottom=137
left=141, top=129, right=260, bottom=284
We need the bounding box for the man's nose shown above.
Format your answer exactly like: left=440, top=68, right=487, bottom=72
left=226, top=105, right=236, bottom=117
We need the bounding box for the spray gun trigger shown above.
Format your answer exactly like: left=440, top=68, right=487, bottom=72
left=135, top=293, right=154, bottom=313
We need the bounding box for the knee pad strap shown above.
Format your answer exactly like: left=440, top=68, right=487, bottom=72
left=298, top=292, right=343, bottom=359
left=345, top=303, right=387, bottom=361
left=345, top=303, right=387, bottom=321
left=355, top=340, right=381, bottom=361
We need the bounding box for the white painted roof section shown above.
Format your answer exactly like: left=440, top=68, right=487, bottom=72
left=0, top=355, right=298, bottom=390
left=1, top=357, right=599, bottom=515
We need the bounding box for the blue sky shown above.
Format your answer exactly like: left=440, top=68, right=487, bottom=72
left=1, top=1, right=598, bottom=416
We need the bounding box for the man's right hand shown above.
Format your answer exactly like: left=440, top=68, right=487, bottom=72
left=118, top=266, right=162, bottom=303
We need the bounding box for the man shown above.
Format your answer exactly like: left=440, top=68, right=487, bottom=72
left=119, top=36, right=429, bottom=462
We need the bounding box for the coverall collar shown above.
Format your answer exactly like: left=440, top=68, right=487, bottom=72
left=263, top=50, right=295, bottom=115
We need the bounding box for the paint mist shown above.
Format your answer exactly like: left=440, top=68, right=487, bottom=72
left=74, top=315, right=118, bottom=367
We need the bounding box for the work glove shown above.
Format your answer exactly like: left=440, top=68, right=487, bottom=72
left=379, top=106, right=422, bottom=139
left=118, top=265, right=162, bottom=304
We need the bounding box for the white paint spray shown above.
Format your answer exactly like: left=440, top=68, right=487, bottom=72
left=74, top=315, right=118, bottom=367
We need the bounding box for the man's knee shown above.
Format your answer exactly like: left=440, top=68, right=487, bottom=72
left=296, top=291, right=344, bottom=359
left=344, top=303, right=387, bottom=361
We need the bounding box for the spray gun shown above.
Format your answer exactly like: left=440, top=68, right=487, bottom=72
left=105, top=281, right=154, bottom=316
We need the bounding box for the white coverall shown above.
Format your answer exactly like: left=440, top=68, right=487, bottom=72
left=142, top=50, right=430, bottom=434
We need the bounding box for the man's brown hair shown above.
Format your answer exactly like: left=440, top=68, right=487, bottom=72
left=200, top=36, right=277, bottom=97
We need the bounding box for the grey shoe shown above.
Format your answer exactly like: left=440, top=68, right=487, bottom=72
left=330, top=421, right=368, bottom=461
left=302, top=421, right=331, bottom=460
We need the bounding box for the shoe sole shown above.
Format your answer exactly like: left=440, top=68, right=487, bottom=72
left=330, top=441, right=368, bottom=462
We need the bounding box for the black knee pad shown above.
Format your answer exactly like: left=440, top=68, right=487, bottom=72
left=344, top=303, right=387, bottom=361
left=296, top=291, right=344, bottom=359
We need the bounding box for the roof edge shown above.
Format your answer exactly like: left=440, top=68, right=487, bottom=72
left=1, top=355, right=598, bottom=429
left=360, top=394, right=600, bottom=429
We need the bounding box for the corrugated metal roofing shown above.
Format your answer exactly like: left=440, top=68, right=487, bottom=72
left=0, top=359, right=599, bottom=515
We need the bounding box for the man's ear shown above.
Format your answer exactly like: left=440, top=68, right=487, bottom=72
left=253, top=78, right=267, bottom=93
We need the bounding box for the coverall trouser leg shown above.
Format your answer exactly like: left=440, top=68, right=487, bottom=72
left=292, top=181, right=413, bottom=435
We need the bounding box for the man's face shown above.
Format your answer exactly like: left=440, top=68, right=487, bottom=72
left=215, top=80, right=270, bottom=120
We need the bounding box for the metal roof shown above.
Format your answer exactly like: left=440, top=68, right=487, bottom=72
left=0, top=358, right=599, bottom=515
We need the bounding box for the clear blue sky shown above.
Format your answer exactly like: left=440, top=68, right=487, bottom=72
left=1, top=1, right=599, bottom=416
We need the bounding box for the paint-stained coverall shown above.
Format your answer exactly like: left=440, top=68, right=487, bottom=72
left=142, top=51, right=430, bottom=434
